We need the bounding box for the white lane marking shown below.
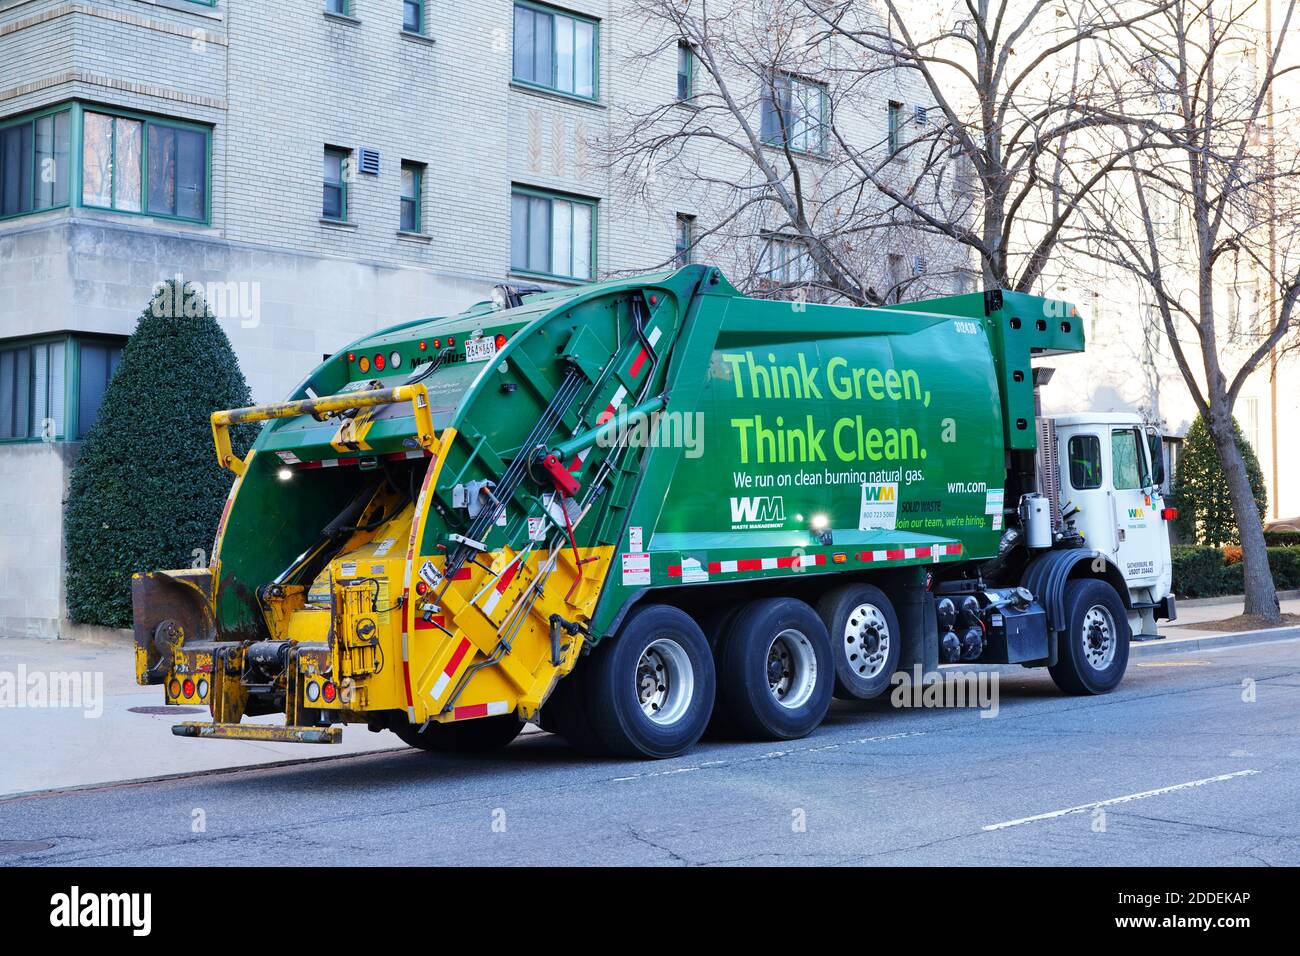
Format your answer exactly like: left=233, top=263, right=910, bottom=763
left=611, top=732, right=925, bottom=783
left=982, top=769, right=1261, bottom=832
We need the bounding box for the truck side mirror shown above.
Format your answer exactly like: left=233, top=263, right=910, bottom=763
left=1146, top=429, right=1165, bottom=489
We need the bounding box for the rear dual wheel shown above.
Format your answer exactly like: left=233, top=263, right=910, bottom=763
left=391, top=713, right=524, bottom=753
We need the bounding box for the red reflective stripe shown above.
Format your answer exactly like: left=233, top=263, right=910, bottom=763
left=666, top=565, right=682, bottom=577
left=454, top=703, right=488, bottom=720
left=596, top=406, right=617, bottom=426
left=413, top=614, right=445, bottom=631
left=630, top=348, right=649, bottom=378
left=449, top=567, right=472, bottom=581
left=445, top=637, right=472, bottom=675
left=914, top=546, right=932, bottom=558
left=886, top=549, right=906, bottom=561
left=496, top=561, right=520, bottom=593
left=401, top=661, right=413, bottom=705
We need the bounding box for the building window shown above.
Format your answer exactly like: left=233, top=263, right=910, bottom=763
left=887, top=101, right=904, bottom=155
left=77, top=340, right=123, bottom=438
left=323, top=147, right=349, bottom=221
left=82, top=109, right=208, bottom=222
left=761, top=73, right=826, bottom=155
left=400, top=161, right=423, bottom=232
left=759, top=235, right=818, bottom=286
left=403, top=0, right=423, bottom=33
left=511, top=187, right=596, bottom=280
left=325, top=0, right=349, bottom=15
left=1228, top=280, right=1258, bottom=337
left=676, top=42, right=694, bottom=101
left=0, top=336, right=124, bottom=442
left=513, top=2, right=598, bottom=100
left=0, top=107, right=72, bottom=219
left=675, top=213, right=694, bottom=266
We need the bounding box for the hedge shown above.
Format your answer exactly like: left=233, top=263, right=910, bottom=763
left=1171, top=545, right=1300, bottom=599
left=64, top=281, right=254, bottom=628
left=1265, top=530, right=1300, bottom=548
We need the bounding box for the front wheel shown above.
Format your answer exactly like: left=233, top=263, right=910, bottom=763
left=1048, top=579, right=1131, bottom=695
left=585, top=604, right=716, bottom=759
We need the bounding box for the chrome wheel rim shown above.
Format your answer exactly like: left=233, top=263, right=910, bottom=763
left=766, top=628, right=818, bottom=709
left=843, top=603, right=890, bottom=680
left=636, top=638, right=694, bottom=725
left=1081, top=604, right=1117, bottom=670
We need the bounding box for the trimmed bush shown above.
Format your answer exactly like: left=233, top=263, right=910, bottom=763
left=64, top=281, right=254, bottom=628
left=1169, top=414, right=1267, bottom=546
left=1172, top=545, right=1300, bottom=599
left=1265, top=529, right=1300, bottom=548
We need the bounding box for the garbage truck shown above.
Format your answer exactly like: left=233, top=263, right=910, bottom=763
left=133, top=265, right=1177, bottom=759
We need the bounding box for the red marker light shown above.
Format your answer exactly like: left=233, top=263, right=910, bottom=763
left=322, top=681, right=337, bottom=703
left=649, top=294, right=658, bottom=305
left=374, top=353, right=386, bottom=371
left=433, top=339, right=441, bottom=348
left=447, top=336, right=455, bottom=347
left=415, top=581, right=429, bottom=596
left=346, top=352, right=355, bottom=362
left=1161, top=507, right=1179, bottom=521
left=419, top=341, right=427, bottom=351
left=183, top=678, right=195, bottom=698
left=495, top=333, right=507, bottom=349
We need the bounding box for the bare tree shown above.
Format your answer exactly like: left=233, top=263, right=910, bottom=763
left=1070, top=0, right=1300, bottom=621
left=605, top=0, right=1160, bottom=301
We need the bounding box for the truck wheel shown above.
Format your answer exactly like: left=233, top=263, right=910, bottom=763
left=585, top=604, right=715, bottom=759
left=540, top=664, right=607, bottom=755
left=717, top=598, right=833, bottom=740
left=816, top=583, right=901, bottom=700
left=391, top=714, right=524, bottom=752
left=1049, top=579, right=1131, bottom=695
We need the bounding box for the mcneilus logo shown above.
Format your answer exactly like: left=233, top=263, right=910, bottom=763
left=49, top=886, right=151, bottom=936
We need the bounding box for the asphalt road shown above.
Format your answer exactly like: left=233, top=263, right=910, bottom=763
left=2, top=636, right=1297, bottom=867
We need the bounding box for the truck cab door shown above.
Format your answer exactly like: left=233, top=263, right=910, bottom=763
left=1107, top=425, right=1171, bottom=603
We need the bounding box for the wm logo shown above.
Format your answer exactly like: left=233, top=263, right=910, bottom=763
left=1128, top=508, right=1145, bottom=518
left=730, top=496, right=785, bottom=523
left=863, top=484, right=896, bottom=502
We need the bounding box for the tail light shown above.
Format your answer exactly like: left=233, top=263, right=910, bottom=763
left=358, top=356, right=370, bottom=373
left=322, top=682, right=337, bottom=703
left=196, top=679, right=209, bottom=699
left=495, top=333, right=507, bottom=349
left=1160, top=507, right=1179, bottom=521
left=168, top=679, right=181, bottom=698
left=182, top=678, right=195, bottom=698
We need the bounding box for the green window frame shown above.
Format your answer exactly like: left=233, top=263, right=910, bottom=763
left=402, top=0, right=424, bottom=33
left=0, top=334, right=125, bottom=443
left=510, top=185, right=597, bottom=281
left=81, top=106, right=210, bottom=223
left=0, top=105, right=73, bottom=221
left=0, top=102, right=211, bottom=225
left=400, top=160, right=423, bottom=232
left=887, top=100, right=903, bottom=155
left=675, top=213, right=694, bottom=266
left=761, top=72, right=827, bottom=155
left=512, top=2, right=599, bottom=101
left=676, top=42, right=694, bottom=101
left=323, top=146, right=349, bottom=221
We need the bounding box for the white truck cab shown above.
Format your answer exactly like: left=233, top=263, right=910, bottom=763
left=1046, top=412, right=1175, bottom=637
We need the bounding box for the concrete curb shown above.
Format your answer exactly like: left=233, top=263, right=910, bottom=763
left=1176, top=588, right=1300, bottom=609
left=1133, top=624, right=1300, bottom=656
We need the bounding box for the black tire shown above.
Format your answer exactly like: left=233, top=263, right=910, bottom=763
left=696, top=602, right=742, bottom=739
left=585, top=604, right=716, bottom=759
left=390, top=713, right=524, bottom=752
left=1049, top=579, right=1131, bottom=695
left=541, top=662, right=607, bottom=755
left=716, top=597, right=834, bottom=740
left=816, top=583, right=902, bottom=700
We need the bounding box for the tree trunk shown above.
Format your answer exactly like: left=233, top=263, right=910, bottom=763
left=1207, top=414, right=1280, bottom=621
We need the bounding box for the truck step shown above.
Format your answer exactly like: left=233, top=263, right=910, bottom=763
left=172, top=721, right=341, bottom=744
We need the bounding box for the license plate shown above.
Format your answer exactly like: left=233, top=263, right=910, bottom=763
left=465, top=337, right=497, bottom=363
